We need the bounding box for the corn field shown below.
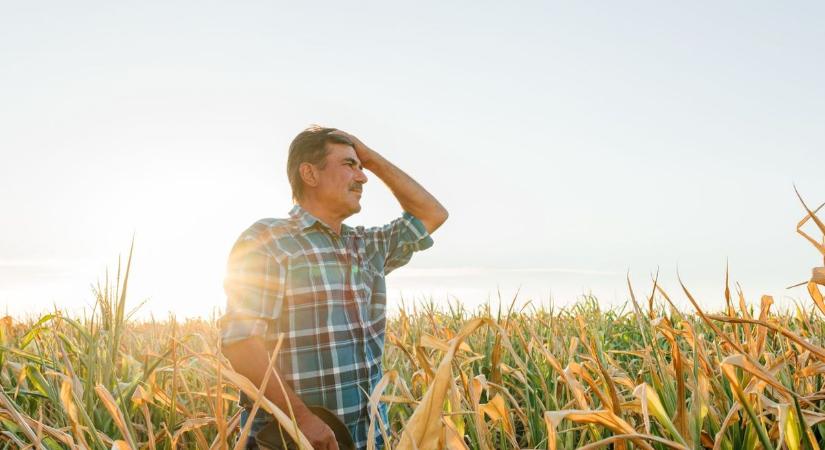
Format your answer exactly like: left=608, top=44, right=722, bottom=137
left=2, top=193, right=825, bottom=450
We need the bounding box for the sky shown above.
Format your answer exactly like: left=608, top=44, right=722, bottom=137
left=1, top=1, right=824, bottom=319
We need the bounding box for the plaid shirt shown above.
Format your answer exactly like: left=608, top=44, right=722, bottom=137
left=220, top=204, right=433, bottom=449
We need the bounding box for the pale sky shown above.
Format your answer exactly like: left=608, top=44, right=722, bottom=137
left=2, top=1, right=824, bottom=319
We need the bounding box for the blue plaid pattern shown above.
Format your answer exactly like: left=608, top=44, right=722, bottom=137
left=220, top=205, right=433, bottom=450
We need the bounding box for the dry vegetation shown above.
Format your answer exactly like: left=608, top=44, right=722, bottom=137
left=2, top=193, right=825, bottom=450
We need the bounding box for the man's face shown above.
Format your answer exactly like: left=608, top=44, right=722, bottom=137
left=314, top=142, right=368, bottom=218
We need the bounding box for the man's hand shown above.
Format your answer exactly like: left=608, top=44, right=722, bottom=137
left=329, top=128, right=448, bottom=234
left=330, top=130, right=378, bottom=170
left=296, top=409, right=339, bottom=450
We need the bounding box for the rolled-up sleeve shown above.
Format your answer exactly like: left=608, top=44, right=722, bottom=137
left=219, top=237, right=286, bottom=347
left=365, top=212, right=434, bottom=274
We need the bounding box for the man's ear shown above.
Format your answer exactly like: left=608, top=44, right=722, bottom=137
left=299, top=162, right=320, bottom=188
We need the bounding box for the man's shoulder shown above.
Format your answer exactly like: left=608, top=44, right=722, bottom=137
left=232, top=217, right=302, bottom=258
left=246, top=217, right=295, bottom=234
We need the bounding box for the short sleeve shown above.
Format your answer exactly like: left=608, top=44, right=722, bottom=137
left=364, top=212, right=434, bottom=274
left=219, top=236, right=287, bottom=347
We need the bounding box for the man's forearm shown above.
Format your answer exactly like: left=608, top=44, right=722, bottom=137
left=222, top=337, right=312, bottom=420
left=365, top=153, right=448, bottom=234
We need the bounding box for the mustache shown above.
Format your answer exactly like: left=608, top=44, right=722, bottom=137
left=349, top=184, right=363, bottom=193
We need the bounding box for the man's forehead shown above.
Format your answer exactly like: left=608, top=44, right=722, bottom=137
left=325, top=142, right=359, bottom=162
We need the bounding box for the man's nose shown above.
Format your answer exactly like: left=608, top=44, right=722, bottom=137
left=355, top=168, right=368, bottom=184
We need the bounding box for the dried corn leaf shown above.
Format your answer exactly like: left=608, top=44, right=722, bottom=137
left=170, top=417, right=213, bottom=449
left=813, top=267, right=825, bottom=286
left=367, top=370, right=396, bottom=450
left=94, top=385, right=136, bottom=450
left=443, top=416, right=469, bottom=450
left=419, top=333, right=472, bottom=354
left=130, top=384, right=152, bottom=407
left=721, top=354, right=794, bottom=400
left=111, top=440, right=130, bottom=450
left=809, top=281, right=825, bottom=315
left=479, top=393, right=514, bottom=436
left=397, top=317, right=485, bottom=450
left=794, top=190, right=825, bottom=254
left=544, top=409, right=658, bottom=450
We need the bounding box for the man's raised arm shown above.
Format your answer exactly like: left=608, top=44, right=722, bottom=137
left=331, top=131, right=448, bottom=234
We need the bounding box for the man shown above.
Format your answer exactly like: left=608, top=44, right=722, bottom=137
left=220, top=126, right=448, bottom=450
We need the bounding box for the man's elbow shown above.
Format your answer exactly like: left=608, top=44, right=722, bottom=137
left=436, top=207, right=449, bottom=227
left=425, top=207, right=449, bottom=234
left=220, top=340, right=241, bottom=365
left=221, top=336, right=262, bottom=367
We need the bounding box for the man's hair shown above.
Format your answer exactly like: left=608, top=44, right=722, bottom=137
left=286, top=125, right=354, bottom=201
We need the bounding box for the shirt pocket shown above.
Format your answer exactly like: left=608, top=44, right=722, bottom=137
left=356, top=263, right=386, bottom=332
left=285, top=261, right=320, bottom=307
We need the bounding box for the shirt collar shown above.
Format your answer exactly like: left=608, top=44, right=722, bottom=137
left=288, top=204, right=353, bottom=236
